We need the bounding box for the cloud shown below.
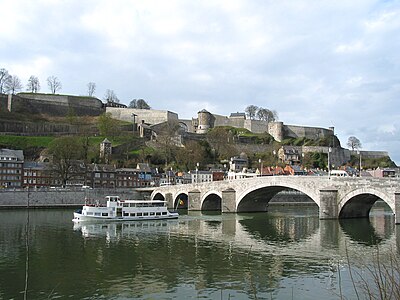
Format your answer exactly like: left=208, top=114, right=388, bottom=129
left=1, top=0, right=399, bottom=164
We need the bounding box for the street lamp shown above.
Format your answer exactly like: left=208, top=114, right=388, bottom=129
left=131, top=113, right=137, bottom=133
left=196, top=162, right=199, bottom=183
left=357, top=150, right=362, bottom=177
left=328, top=147, right=332, bottom=179
left=258, top=159, right=263, bottom=176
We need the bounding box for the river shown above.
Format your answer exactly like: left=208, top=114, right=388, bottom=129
left=0, top=203, right=398, bottom=299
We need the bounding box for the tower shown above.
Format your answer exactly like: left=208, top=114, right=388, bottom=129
left=100, top=138, right=112, bottom=164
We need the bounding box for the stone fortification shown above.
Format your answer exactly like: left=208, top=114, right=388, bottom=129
left=284, top=125, right=334, bottom=141
left=14, top=93, right=104, bottom=116
left=0, top=119, right=99, bottom=136
left=106, top=107, right=178, bottom=125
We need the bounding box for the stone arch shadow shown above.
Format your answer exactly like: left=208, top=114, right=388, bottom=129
left=152, top=192, right=165, bottom=201
left=339, top=189, right=394, bottom=219
left=236, top=184, right=318, bottom=213
left=174, top=192, right=188, bottom=209
left=201, top=191, right=222, bottom=211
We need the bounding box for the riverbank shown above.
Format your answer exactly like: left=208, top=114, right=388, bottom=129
left=0, top=188, right=145, bottom=209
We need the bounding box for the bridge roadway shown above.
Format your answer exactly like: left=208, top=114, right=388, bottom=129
left=147, top=176, right=400, bottom=223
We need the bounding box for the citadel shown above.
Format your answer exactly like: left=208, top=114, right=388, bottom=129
left=0, top=92, right=390, bottom=166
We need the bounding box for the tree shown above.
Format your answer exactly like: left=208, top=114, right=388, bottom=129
left=47, top=76, right=62, bottom=94
left=245, top=105, right=258, bottom=120
left=347, top=136, right=362, bottom=150
left=257, top=108, right=278, bottom=122
left=0, top=68, right=11, bottom=94
left=87, top=82, right=96, bottom=97
left=97, top=112, right=119, bottom=137
left=5, top=75, right=22, bottom=94
left=207, top=127, right=236, bottom=160
left=129, top=99, right=151, bottom=109
left=26, top=75, right=40, bottom=93
left=47, top=136, right=86, bottom=187
left=104, top=89, right=119, bottom=103
left=155, top=120, right=181, bottom=166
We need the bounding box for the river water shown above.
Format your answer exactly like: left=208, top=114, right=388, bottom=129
left=0, top=203, right=398, bottom=299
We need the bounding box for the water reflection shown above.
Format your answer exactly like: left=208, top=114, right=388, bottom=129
left=0, top=206, right=397, bottom=299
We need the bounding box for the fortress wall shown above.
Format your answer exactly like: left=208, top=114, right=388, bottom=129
left=179, top=119, right=194, bottom=132
left=106, top=107, right=178, bottom=125
left=0, top=119, right=99, bottom=135
left=0, top=94, right=8, bottom=111
left=11, top=94, right=104, bottom=116
left=243, top=119, right=268, bottom=134
left=284, top=125, right=333, bottom=140
left=350, top=150, right=389, bottom=159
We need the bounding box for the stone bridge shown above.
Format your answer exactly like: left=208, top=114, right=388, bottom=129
left=149, top=176, right=400, bottom=223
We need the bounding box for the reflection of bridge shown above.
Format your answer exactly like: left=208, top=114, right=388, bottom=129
left=149, top=176, right=400, bottom=222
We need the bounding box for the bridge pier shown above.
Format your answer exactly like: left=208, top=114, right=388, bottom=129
left=319, top=188, right=339, bottom=220
left=395, top=193, right=400, bottom=225
left=188, top=189, right=201, bottom=211
left=165, top=193, right=174, bottom=209
left=222, top=188, right=236, bottom=213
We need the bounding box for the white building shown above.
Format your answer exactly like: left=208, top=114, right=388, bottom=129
left=191, top=170, right=213, bottom=183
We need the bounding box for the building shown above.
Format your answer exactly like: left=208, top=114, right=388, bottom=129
left=23, top=161, right=52, bottom=188
left=278, top=146, right=301, bottom=165
left=0, top=149, right=24, bottom=188
left=115, top=168, right=140, bottom=188
left=229, top=156, right=248, bottom=172
left=368, top=167, right=396, bottom=178
left=191, top=170, right=213, bottom=183
left=86, top=164, right=116, bottom=188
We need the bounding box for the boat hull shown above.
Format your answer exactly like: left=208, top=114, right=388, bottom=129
left=73, top=212, right=179, bottom=223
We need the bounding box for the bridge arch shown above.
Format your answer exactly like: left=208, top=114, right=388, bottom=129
left=174, top=192, right=188, bottom=209
left=339, top=188, right=395, bottom=219
left=152, top=192, right=165, bottom=201
left=201, top=191, right=222, bottom=211
left=236, top=182, right=319, bottom=213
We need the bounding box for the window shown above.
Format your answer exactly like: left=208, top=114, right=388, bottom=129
left=137, top=213, right=142, bottom=216
left=156, top=212, right=161, bottom=216
left=102, top=213, right=108, bottom=217
left=143, top=212, right=148, bottom=216
left=162, top=212, right=167, bottom=215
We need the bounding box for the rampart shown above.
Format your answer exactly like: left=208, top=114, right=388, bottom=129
left=106, top=107, right=179, bottom=125
left=10, top=93, right=104, bottom=116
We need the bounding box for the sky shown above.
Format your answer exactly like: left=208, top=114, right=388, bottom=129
left=1, top=0, right=400, bottom=164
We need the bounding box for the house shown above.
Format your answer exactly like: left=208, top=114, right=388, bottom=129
left=115, top=168, right=140, bottom=188
left=0, top=149, right=24, bottom=188
left=86, top=164, right=116, bottom=188
left=229, top=156, right=248, bottom=172
left=278, top=146, right=301, bottom=165
left=368, top=167, right=396, bottom=178
left=23, top=161, right=52, bottom=188
left=191, top=170, right=213, bottom=183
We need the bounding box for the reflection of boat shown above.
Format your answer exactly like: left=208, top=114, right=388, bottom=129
left=72, top=196, right=179, bottom=222
left=73, top=219, right=179, bottom=238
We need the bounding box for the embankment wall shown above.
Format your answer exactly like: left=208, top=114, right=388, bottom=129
left=0, top=188, right=147, bottom=208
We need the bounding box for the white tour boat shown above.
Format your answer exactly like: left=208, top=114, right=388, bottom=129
left=72, top=196, right=179, bottom=222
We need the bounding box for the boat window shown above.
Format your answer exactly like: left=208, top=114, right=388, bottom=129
left=102, top=213, right=108, bottom=217
left=123, top=212, right=129, bottom=216
left=123, top=203, right=129, bottom=207
left=95, top=212, right=101, bottom=216
left=87, top=212, right=93, bottom=216
left=143, top=212, right=148, bottom=216
left=156, top=212, right=161, bottom=216
left=137, top=213, right=142, bottom=216
left=130, top=213, right=135, bottom=217
left=150, top=212, right=155, bottom=216
left=162, top=212, right=167, bottom=215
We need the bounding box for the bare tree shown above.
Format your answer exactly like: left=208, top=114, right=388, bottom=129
left=129, top=98, right=151, bottom=109
left=257, top=107, right=278, bottom=122
left=47, top=76, right=62, bottom=94
left=26, top=75, right=40, bottom=93
left=104, top=89, right=119, bottom=103
left=5, top=75, right=22, bottom=94
left=347, top=136, right=362, bottom=150
left=245, top=105, right=258, bottom=120
left=0, top=68, right=11, bottom=94
left=87, top=82, right=96, bottom=97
